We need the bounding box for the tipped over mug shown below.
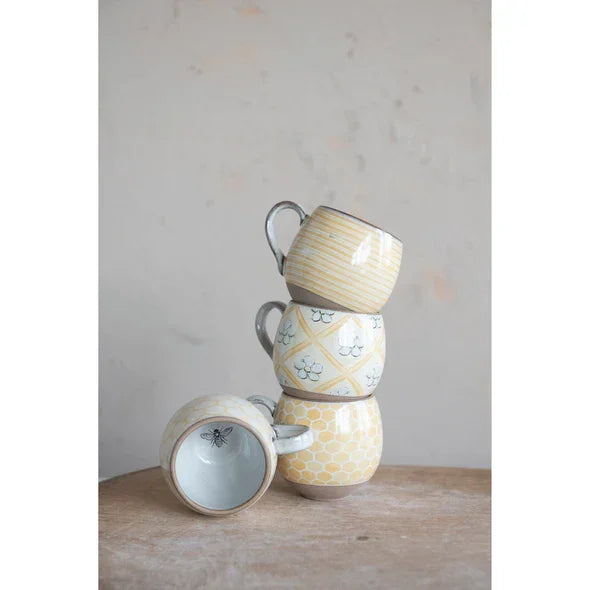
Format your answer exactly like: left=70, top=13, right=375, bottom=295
left=250, top=393, right=383, bottom=500
left=265, top=201, right=403, bottom=313
left=256, top=300, right=386, bottom=400
left=160, top=395, right=312, bottom=516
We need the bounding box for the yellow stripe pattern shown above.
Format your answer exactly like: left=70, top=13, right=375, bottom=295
left=284, top=207, right=403, bottom=313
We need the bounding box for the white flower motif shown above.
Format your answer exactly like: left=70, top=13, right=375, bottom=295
left=277, top=319, right=295, bottom=344
left=339, top=336, right=364, bottom=358
left=294, top=355, right=323, bottom=381
left=331, top=386, right=353, bottom=397
left=372, top=316, right=382, bottom=329
left=366, top=367, right=381, bottom=388
left=311, top=309, right=334, bottom=323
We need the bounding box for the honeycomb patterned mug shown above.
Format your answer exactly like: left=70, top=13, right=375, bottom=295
left=255, top=300, right=386, bottom=401
left=249, top=393, right=383, bottom=500
left=265, top=201, right=403, bottom=313
left=160, top=395, right=313, bottom=515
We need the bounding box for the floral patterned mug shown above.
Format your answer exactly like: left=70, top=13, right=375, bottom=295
left=160, top=395, right=313, bottom=515
left=255, top=301, right=386, bottom=401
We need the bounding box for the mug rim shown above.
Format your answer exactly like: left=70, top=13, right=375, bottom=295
left=284, top=300, right=383, bottom=319
left=317, top=205, right=403, bottom=245
left=170, top=415, right=273, bottom=516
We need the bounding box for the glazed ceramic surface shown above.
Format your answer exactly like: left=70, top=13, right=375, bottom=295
left=256, top=301, right=385, bottom=400
left=160, top=395, right=312, bottom=515
left=265, top=201, right=403, bottom=313
left=273, top=393, right=383, bottom=488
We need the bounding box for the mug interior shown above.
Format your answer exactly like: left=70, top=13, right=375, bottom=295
left=172, top=418, right=268, bottom=512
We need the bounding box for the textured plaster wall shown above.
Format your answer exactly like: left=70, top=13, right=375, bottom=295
left=99, top=0, right=490, bottom=477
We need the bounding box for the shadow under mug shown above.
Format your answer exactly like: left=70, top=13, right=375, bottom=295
left=265, top=201, right=403, bottom=313
left=250, top=393, right=383, bottom=500
left=255, top=300, right=386, bottom=401
left=160, top=395, right=312, bottom=516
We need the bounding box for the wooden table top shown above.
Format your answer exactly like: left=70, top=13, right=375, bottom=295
left=99, top=465, right=490, bottom=589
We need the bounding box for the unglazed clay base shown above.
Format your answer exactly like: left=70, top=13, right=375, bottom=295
left=286, top=283, right=354, bottom=312
left=282, top=386, right=371, bottom=402
left=292, top=481, right=367, bottom=501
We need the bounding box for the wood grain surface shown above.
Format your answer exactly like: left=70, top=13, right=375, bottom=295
left=99, top=466, right=490, bottom=589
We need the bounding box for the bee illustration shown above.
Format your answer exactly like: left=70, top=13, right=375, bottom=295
left=200, top=426, right=233, bottom=448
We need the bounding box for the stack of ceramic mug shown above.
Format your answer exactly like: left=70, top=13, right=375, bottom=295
left=158, top=201, right=402, bottom=516
left=255, top=201, right=403, bottom=500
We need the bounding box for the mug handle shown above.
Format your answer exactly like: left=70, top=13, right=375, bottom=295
left=265, top=201, right=308, bottom=275
left=247, top=395, right=313, bottom=455
left=255, top=301, right=286, bottom=358
left=247, top=395, right=277, bottom=417
left=272, top=424, right=313, bottom=455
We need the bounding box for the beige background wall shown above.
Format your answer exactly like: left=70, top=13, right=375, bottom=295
left=99, top=0, right=490, bottom=477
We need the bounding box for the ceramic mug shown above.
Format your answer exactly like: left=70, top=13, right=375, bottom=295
left=250, top=393, right=382, bottom=500
left=265, top=201, right=403, bottom=313
left=160, top=394, right=313, bottom=515
left=255, top=300, right=386, bottom=401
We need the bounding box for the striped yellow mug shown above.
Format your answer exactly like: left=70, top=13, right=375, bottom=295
left=265, top=202, right=403, bottom=313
